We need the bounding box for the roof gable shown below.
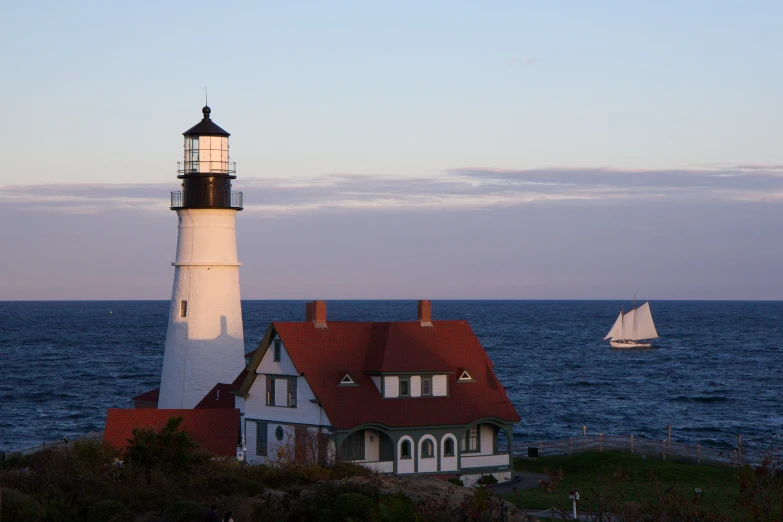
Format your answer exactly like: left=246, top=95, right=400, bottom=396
left=238, top=320, right=519, bottom=430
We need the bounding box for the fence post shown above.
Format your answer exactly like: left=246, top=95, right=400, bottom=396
left=737, top=434, right=743, bottom=459
left=667, top=425, right=671, bottom=449
left=539, top=440, right=542, bottom=457
left=662, top=439, right=666, bottom=461
left=697, top=443, right=701, bottom=465
left=630, top=434, right=634, bottom=455
left=583, top=425, right=587, bottom=451
left=600, top=433, right=603, bottom=452
left=569, top=437, right=572, bottom=456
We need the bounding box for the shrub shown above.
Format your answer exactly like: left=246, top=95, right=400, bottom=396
left=86, top=499, right=130, bottom=522
left=476, top=474, right=498, bottom=486
left=165, top=500, right=202, bottom=522
left=125, top=417, right=201, bottom=473
left=0, top=488, right=46, bottom=522
left=333, top=492, right=376, bottom=520
left=375, top=492, right=416, bottom=522
left=447, top=478, right=464, bottom=487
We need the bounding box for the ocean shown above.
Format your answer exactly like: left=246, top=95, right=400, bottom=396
left=1, top=300, right=781, bottom=453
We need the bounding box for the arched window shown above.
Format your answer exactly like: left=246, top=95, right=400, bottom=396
left=401, top=440, right=411, bottom=459
left=444, top=437, right=455, bottom=456
left=422, top=439, right=434, bottom=458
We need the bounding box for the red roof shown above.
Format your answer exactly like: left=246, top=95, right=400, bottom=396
left=195, top=369, right=248, bottom=409
left=242, top=320, right=520, bottom=431
left=131, top=388, right=159, bottom=405
left=103, top=408, right=240, bottom=457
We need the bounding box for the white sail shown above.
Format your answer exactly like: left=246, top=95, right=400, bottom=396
left=618, top=302, right=658, bottom=340
left=631, top=302, right=658, bottom=340
left=604, top=312, right=624, bottom=340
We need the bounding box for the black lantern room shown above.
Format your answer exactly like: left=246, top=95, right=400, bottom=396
left=171, top=106, right=243, bottom=210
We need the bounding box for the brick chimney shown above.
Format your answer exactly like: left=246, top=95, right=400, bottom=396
left=418, top=300, right=432, bottom=327
left=312, top=300, right=327, bottom=328
left=305, top=301, right=314, bottom=322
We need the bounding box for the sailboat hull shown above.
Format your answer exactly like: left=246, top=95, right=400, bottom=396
left=610, top=340, right=654, bottom=349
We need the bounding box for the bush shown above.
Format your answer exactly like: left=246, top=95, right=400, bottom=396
left=125, top=417, right=202, bottom=473
left=86, top=499, right=130, bottom=522
left=375, top=492, right=416, bottom=522
left=334, top=492, right=376, bottom=520
left=447, top=478, right=464, bottom=487
left=165, top=500, right=202, bottom=522
left=0, top=488, right=46, bottom=522
left=476, top=474, right=498, bottom=486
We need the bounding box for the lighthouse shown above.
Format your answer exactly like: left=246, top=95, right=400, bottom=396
left=157, top=106, right=246, bottom=409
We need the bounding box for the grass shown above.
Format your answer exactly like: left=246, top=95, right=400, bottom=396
left=505, top=451, right=752, bottom=518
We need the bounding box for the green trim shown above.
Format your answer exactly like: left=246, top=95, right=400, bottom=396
left=237, top=325, right=276, bottom=397
left=243, top=417, right=333, bottom=430
left=366, top=371, right=455, bottom=376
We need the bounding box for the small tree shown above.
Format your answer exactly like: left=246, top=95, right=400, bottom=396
left=125, top=417, right=200, bottom=473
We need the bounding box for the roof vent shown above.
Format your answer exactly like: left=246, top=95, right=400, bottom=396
left=458, top=369, right=475, bottom=382
left=339, top=373, right=358, bottom=386
left=418, top=300, right=432, bottom=327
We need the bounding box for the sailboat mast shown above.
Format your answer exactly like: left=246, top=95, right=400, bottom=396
left=632, top=294, right=638, bottom=340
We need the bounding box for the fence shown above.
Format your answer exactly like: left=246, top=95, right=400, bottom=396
left=513, top=427, right=780, bottom=468
left=3, top=431, right=103, bottom=458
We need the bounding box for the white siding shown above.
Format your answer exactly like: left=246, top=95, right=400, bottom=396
left=384, top=376, right=399, bottom=398
left=410, top=376, right=421, bottom=397
left=371, top=375, right=382, bottom=394
left=274, top=378, right=288, bottom=407
left=397, top=436, right=415, bottom=474
left=417, top=435, right=438, bottom=473
left=433, top=375, right=448, bottom=396
left=257, top=336, right=298, bottom=376
left=364, top=430, right=380, bottom=461
left=478, top=425, right=495, bottom=456
left=441, top=434, right=458, bottom=472
left=243, top=375, right=331, bottom=426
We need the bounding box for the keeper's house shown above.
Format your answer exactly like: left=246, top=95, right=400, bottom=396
left=230, top=300, right=519, bottom=486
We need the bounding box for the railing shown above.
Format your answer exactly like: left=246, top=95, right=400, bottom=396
left=177, top=161, right=236, bottom=175
left=461, top=453, right=510, bottom=469
left=357, top=460, right=394, bottom=473
left=513, top=434, right=779, bottom=467
left=170, top=191, right=243, bottom=210
left=4, top=431, right=103, bottom=457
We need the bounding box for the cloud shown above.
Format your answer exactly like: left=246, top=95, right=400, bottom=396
left=2, top=165, right=783, bottom=216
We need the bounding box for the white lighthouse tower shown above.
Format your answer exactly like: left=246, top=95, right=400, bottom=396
left=157, top=105, right=246, bottom=409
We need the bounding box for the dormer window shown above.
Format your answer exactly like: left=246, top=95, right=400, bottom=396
left=339, top=373, right=358, bottom=386
left=458, top=370, right=475, bottom=382
left=421, top=377, right=432, bottom=396
left=399, top=377, right=410, bottom=397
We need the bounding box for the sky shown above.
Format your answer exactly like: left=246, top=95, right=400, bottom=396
left=0, top=1, right=781, bottom=300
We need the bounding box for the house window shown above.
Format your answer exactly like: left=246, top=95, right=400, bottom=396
left=266, top=377, right=275, bottom=406
left=266, top=377, right=297, bottom=407
left=256, top=421, right=267, bottom=456
left=401, top=440, right=411, bottom=459
left=399, top=377, right=410, bottom=397
left=273, top=339, right=281, bottom=362
left=180, top=300, right=187, bottom=318
left=422, top=439, right=434, bottom=458
left=444, top=438, right=455, bottom=456
left=287, top=378, right=297, bottom=407
left=275, top=426, right=284, bottom=441
left=421, top=377, right=432, bottom=396
left=342, top=431, right=365, bottom=461
left=461, top=426, right=479, bottom=453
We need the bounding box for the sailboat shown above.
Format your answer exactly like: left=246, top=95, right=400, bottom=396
left=604, top=299, right=659, bottom=349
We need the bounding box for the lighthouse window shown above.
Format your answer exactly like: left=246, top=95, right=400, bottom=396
left=180, top=301, right=187, bottom=318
